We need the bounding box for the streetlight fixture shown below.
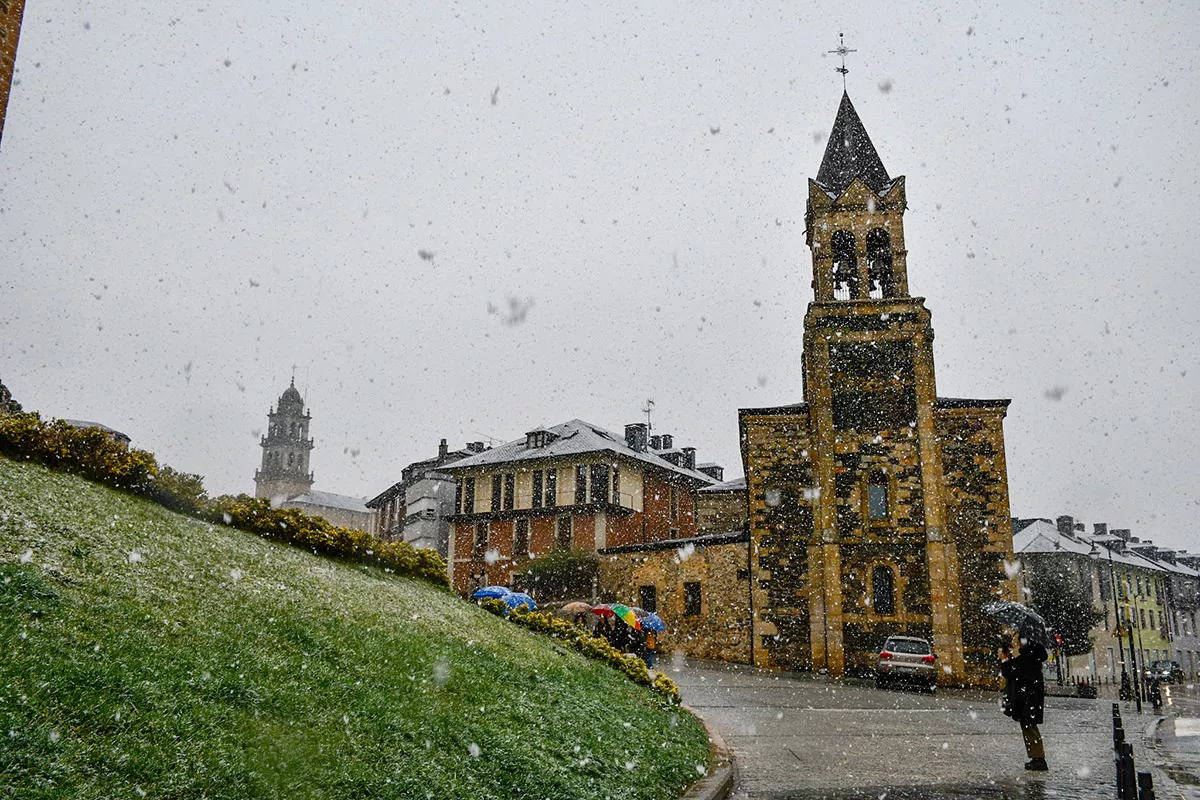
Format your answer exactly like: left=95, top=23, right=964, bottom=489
left=1098, top=540, right=1139, bottom=711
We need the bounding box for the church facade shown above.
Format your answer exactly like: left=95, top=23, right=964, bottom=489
left=739, top=92, right=1017, bottom=686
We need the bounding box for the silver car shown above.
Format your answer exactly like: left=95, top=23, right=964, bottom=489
left=875, top=635, right=937, bottom=691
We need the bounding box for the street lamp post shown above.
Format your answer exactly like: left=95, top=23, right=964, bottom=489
left=1103, top=543, right=1139, bottom=711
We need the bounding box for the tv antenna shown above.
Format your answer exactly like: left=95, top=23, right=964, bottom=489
left=642, top=398, right=655, bottom=431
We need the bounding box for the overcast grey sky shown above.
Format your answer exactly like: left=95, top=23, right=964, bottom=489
left=2, top=1, right=1198, bottom=548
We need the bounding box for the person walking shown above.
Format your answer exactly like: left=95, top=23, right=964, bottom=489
left=644, top=629, right=657, bottom=669
left=1000, top=638, right=1049, bottom=771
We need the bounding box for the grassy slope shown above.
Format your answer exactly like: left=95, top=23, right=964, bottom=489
left=0, top=459, right=709, bottom=800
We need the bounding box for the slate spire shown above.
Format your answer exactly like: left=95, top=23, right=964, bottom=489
left=815, top=91, right=891, bottom=196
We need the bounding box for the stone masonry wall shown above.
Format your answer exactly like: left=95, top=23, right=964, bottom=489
left=599, top=541, right=751, bottom=664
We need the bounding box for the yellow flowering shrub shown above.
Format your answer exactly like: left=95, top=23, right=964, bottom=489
left=477, top=600, right=680, bottom=704
left=0, top=410, right=449, bottom=588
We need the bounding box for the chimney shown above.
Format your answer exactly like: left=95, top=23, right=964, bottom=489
left=682, top=446, right=696, bottom=470
left=698, top=464, right=725, bottom=482
left=649, top=435, right=663, bottom=450
left=1056, top=515, right=1074, bottom=538
left=468, top=441, right=486, bottom=454
left=661, top=434, right=674, bottom=450
left=1074, top=523, right=1085, bottom=532
left=438, top=438, right=448, bottom=458
left=1094, top=522, right=1109, bottom=537
left=1112, top=528, right=1132, bottom=541
left=624, top=423, right=648, bottom=453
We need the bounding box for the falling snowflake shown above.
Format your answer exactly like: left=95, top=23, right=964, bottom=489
left=1003, top=559, right=1022, bottom=579
left=128, top=550, right=143, bottom=564
left=483, top=548, right=501, bottom=565
left=468, top=742, right=481, bottom=758
left=18, top=549, right=32, bottom=564
left=230, top=568, right=244, bottom=583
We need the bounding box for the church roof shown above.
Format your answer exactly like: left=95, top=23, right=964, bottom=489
left=815, top=92, right=892, bottom=196
left=285, top=490, right=370, bottom=514
left=280, top=384, right=303, bottom=405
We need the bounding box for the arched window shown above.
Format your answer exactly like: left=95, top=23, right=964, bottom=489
left=873, top=565, right=896, bottom=615
left=867, top=470, right=889, bottom=520
left=831, top=230, right=858, bottom=300
left=866, top=229, right=895, bottom=299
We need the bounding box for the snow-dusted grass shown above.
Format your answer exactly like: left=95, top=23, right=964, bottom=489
left=0, top=458, right=710, bottom=799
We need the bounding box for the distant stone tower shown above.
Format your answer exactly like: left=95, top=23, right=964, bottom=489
left=254, top=379, right=314, bottom=500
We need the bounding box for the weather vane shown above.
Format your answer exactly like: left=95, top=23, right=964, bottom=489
left=827, top=32, right=856, bottom=90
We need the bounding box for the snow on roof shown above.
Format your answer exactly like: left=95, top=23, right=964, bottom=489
left=62, top=419, right=131, bottom=441
left=699, top=476, right=747, bottom=493
left=436, top=419, right=718, bottom=485
left=286, top=490, right=370, bottom=514
left=1012, top=520, right=1168, bottom=572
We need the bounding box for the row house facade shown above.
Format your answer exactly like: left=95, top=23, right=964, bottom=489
left=437, top=419, right=720, bottom=595
left=1013, top=516, right=1200, bottom=683
left=366, top=439, right=487, bottom=560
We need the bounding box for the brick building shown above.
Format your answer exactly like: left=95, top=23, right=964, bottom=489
left=437, top=419, right=719, bottom=595
left=739, top=91, right=1017, bottom=686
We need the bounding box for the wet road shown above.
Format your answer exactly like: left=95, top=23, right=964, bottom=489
left=674, top=660, right=1193, bottom=800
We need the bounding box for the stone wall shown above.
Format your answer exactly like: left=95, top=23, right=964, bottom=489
left=0, top=0, right=24, bottom=145
left=599, top=538, right=751, bottom=664
left=740, top=405, right=816, bottom=671
left=936, top=404, right=1017, bottom=687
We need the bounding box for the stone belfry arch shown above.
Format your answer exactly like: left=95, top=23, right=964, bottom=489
left=254, top=379, right=315, bottom=501
left=740, top=89, right=1017, bottom=687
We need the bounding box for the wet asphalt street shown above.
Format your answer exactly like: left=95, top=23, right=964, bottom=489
left=674, top=660, right=1198, bottom=800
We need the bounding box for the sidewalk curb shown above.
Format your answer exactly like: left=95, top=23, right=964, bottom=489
left=679, top=704, right=735, bottom=800
left=1145, top=715, right=1166, bottom=748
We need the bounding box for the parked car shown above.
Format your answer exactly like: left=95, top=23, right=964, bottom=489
left=1144, top=660, right=1184, bottom=685
left=875, top=636, right=937, bottom=691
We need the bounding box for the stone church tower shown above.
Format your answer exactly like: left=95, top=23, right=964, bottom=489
left=254, top=379, right=315, bottom=500
left=740, top=92, right=1017, bottom=687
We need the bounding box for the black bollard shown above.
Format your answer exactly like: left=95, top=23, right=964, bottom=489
left=1118, top=742, right=1137, bottom=800
left=1137, top=770, right=1155, bottom=800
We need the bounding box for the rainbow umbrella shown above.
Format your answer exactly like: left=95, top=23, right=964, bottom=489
left=590, top=604, right=642, bottom=627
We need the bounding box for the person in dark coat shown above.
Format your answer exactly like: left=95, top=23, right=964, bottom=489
left=999, top=638, right=1049, bottom=771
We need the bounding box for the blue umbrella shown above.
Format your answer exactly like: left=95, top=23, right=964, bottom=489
left=638, top=612, right=666, bottom=632
left=472, top=586, right=512, bottom=600
left=504, top=592, right=537, bottom=611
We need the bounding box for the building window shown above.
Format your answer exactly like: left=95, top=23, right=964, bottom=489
left=831, top=229, right=858, bottom=300
left=612, top=464, right=621, bottom=506
left=514, top=519, right=530, bottom=557
left=872, top=565, right=896, bottom=615
left=556, top=516, right=572, bottom=551
left=669, top=485, right=679, bottom=520
left=503, top=473, right=515, bottom=511
left=575, top=466, right=588, bottom=504
left=639, top=585, right=658, bottom=613
left=1140, top=608, right=1146, bottom=629
left=454, top=482, right=463, bottom=515
left=669, top=528, right=679, bottom=539
left=463, top=477, right=476, bottom=514
left=491, top=475, right=502, bottom=512
left=532, top=471, right=544, bottom=509
left=590, top=463, right=610, bottom=504
left=545, top=468, right=557, bottom=508
left=866, top=228, right=895, bottom=299
left=684, top=582, right=702, bottom=616
left=473, top=522, right=488, bottom=558
left=867, top=472, right=889, bottom=521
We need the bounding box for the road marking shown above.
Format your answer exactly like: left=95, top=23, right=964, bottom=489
left=1175, top=718, right=1200, bottom=737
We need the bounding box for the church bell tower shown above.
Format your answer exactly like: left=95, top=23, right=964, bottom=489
left=740, top=85, right=1015, bottom=688
left=254, top=379, right=314, bottom=501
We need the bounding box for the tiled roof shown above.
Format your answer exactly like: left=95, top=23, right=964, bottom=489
left=435, top=419, right=718, bottom=486
left=815, top=92, right=893, bottom=196
left=699, top=476, right=747, bottom=493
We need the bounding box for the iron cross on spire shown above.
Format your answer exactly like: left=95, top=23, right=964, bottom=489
left=827, top=32, right=856, bottom=90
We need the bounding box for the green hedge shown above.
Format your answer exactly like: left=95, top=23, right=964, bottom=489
left=478, top=598, right=681, bottom=704
left=0, top=411, right=448, bottom=587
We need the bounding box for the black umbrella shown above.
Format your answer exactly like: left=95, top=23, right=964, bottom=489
left=982, top=600, right=1054, bottom=649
